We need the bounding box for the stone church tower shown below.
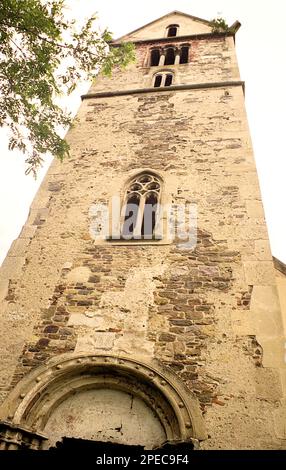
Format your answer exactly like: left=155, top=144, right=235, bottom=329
left=0, top=11, right=286, bottom=450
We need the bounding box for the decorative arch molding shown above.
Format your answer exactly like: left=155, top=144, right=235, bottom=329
left=122, top=168, right=166, bottom=208
left=123, top=168, right=164, bottom=190
left=0, top=354, right=207, bottom=449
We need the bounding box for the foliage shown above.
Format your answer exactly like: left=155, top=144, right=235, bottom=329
left=210, top=17, right=230, bottom=34
left=0, top=0, right=135, bottom=176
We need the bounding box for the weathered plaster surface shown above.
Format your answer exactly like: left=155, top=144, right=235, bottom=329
left=44, top=389, right=166, bottom=449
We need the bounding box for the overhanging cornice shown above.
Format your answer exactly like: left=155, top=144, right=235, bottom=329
left=111, top=30, right=239, bottom=47
left=81, top=81, right=245, bottom=101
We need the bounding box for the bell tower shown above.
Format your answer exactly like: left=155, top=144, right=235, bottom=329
left=0, top=11, right=286, bottom=450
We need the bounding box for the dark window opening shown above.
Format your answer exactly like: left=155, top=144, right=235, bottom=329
left=165, top=48, right=175, bottom=65
left=122, top=194, right=140, bottom=239
left=165, top=74, right=173, bottom=87
left=138, top=175, right=153, bottom=184
left=154, top=75, right=162, bottom=88
left=150, top=49, right=160, bottom=66
left=120, top=173, right=162, bottom=241
left=167, top=26, right=178, bottom=37
left=180, top=46, right=189, bottom=64
left=141, top=193, right=158, bottom=238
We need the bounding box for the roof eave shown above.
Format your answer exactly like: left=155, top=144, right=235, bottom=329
left=111, top=30, right=240, bottom=47
left=273, top=257, right=286, bottom=276
left=230, top=21, right=241, bottom=34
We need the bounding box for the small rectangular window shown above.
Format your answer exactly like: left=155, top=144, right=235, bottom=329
left=180, top=46, right=189, bottom=64
left=154, top=75, right=162, bottom=87
left=165, top=75, right=173, bottom=87
left=167, top=26, right=178, bottom=37
left=150, top=49, right=160, bottom=66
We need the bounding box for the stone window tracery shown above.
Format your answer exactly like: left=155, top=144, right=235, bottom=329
left=122, top=173, right=162, bottom=240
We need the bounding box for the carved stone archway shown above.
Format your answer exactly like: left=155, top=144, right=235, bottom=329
left=0, top=354, right=207, bottom=450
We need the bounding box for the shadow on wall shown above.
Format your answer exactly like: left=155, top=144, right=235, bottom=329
left=50, top=437, right=195, bottom=455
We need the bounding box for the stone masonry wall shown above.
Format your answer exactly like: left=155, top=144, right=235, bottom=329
left=0, top=32, right=285, bottom=449
left=91, top=36, right=240, bottom=93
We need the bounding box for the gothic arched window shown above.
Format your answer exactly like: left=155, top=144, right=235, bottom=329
left=122, top=173, right=162, bottom=240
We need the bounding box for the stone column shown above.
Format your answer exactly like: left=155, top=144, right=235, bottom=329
left=175, top=48, right=181, bottom=65
left=159, top=48, right=166, bottom=66
left=0, top=421, right=48, bottom=450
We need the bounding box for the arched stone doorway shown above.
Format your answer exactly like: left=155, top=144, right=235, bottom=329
left=0, top=354, right=206, bottom=450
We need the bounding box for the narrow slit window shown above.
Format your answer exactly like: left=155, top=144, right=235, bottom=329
left=150, top=49, right=160, bottom=66
left=180, top=46, right=189, bottom=64
left=154, top=75, right=162, bottom=87
left=167, top=25, right=178, bottom=37
left=122, top=194, right=140, bottom=239
left=165, top=74, right=173, bottom=87
left=141, top=192, right=158, bottom=238
left=165, top=48, right=175, bottom=65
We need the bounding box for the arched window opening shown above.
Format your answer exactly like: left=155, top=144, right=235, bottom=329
left=153, top=72, right=173, bottom=88
left=180, top=46, right=189, bottom=64
left=165, top=74, right=173, bottom=87
left=165, top=48, right=175, bottom=65
left=154, top=75, right=163, bottom=87
left=141, top=192, right=158, bottom=238
left=122, top=193, right=140, bottom=239
left=150, top=49, right=160, bottom=66
left=150, top=45, right=190, bottom=67
left=122, top=174, right=161, bottom=240
left=167, top=25, right=179, bottom=37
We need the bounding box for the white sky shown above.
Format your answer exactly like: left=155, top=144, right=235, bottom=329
left=0, top=0, right=286, bottom=265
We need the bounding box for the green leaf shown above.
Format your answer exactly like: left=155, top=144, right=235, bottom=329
left=0, top=0, right=135, bottom=176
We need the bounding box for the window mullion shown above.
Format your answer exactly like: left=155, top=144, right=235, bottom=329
left=159, top=52, right=166, bottom=66
left=175, top=48, right=181, bottom=65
